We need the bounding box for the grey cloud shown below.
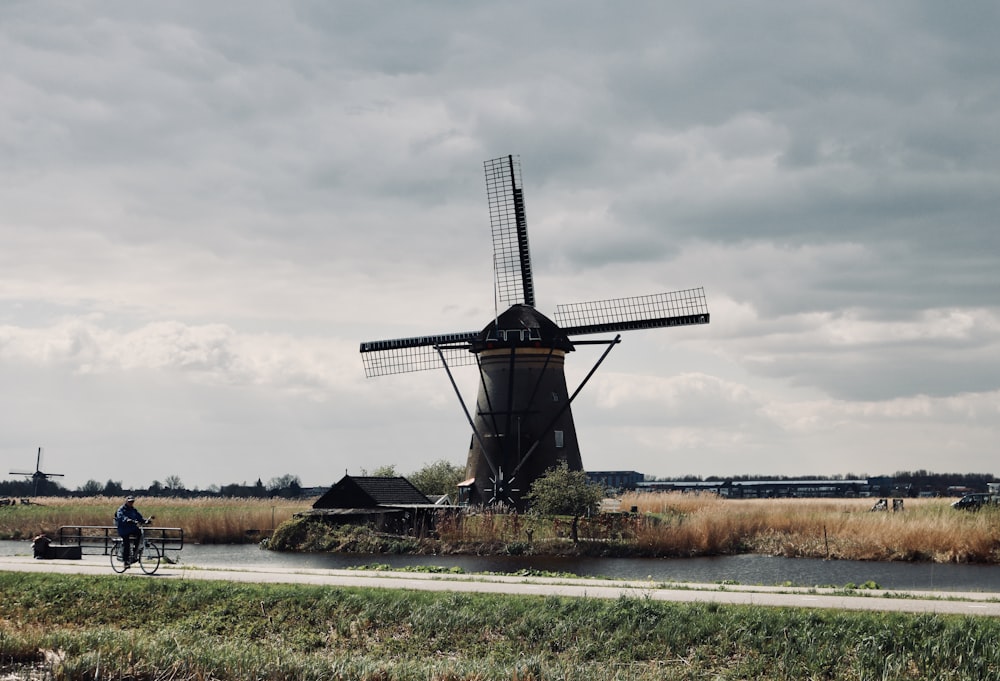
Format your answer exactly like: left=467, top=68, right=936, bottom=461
left=2, top=1, right=998, bottom=485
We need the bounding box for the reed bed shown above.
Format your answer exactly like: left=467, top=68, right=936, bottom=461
left=428, top=494, right=1000, bottom=563
left=267, top=496, right=990, bottom=564
left=619, top=492, right=1000, bottom=563
left=0, top=496, right=313, bottom=543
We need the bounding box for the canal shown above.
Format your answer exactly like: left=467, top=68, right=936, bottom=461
left=5, top=541, right=996, bottom=592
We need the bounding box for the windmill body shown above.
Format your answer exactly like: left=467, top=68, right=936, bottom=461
left=361, top=155, right=710, bottom=510
left=464, top=304, right=583, bottom=506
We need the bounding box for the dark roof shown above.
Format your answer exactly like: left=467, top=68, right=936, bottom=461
left=474, top=304, right=575, bottom=352
left=313, top=475, right=431, bottom=509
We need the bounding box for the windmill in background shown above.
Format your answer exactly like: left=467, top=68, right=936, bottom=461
left=9, top=447, right=64, bottom=497
left=360, top=155, right=710, bottom=509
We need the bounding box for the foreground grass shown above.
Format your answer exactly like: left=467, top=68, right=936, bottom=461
left=2, top=572, right=1000, bottom=680
left=0, top=496, right=312, bottom=544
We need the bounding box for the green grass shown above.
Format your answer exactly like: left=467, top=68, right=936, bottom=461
left=3, top=572, right=1000, bottom=680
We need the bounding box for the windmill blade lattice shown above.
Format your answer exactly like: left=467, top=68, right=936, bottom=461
left=360, top=331, right=479, bottom=377
left=556, top=288, right=710, bottom=336
left=486, top=155, right=535, bottom=308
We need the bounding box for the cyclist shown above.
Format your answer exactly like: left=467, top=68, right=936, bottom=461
left=114, top=495, right=149, bottom=568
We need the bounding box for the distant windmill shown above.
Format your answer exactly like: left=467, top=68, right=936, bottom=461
left=9, top=447, right=64, bottom=497
left=360, top=155, right=710, bottom=509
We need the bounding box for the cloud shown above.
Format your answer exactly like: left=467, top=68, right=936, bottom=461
left=0, top=318, right=360, bottom=399
left=1, top=2, right=998, bottom=488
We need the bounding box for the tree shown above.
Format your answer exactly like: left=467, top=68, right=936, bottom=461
left=524, top=462, right=603, bottom=517
left=102, top=480, right=124, bottom=497
left=267, top=474, right=300, bottom=491
left=268, top=474, right=302, bottom=498
left=408, top=459, right=466, bottom=497
left=164, top=475, right=184, bottom=491
left=362, top=464, right=397, bottom=477
left=78, top=479, right=103, bottom=495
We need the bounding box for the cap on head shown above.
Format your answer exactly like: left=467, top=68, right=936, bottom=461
left=125, top=495, right=136, bottom=502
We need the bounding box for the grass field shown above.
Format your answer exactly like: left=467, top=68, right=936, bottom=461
left=3, top=571, right=1000, bottom=680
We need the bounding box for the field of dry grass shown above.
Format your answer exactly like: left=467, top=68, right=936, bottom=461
left=0, top=496, right=314, bottom=543
left=422, top=493, right=1000, bottom=563
left=620, top=492, right=1000, bottom=563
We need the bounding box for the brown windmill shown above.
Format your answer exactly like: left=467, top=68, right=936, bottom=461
left=360, top=155, right=709, bottom=509
left=9, top=447, right=64, bottom=497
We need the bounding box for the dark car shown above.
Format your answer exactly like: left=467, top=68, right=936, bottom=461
left=951, top=493, right=999, bottom=510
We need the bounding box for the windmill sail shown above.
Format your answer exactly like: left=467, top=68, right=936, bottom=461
left=359, top=331, right=479, bottom=377
left=485, top=155, right=535, bottom=308
left=556, top=288, right=710, bottom=336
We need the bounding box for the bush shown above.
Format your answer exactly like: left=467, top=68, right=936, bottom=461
left=524, top=463, right=603, bottom=517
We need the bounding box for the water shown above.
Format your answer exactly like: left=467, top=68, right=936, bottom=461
left=5, top=540, right=998, bottom=592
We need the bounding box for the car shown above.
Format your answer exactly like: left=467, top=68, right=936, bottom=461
left=951, top=493, right=1000, bottom=510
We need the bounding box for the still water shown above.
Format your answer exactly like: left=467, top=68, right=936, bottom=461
left=5, top=540, right=997, bottom=592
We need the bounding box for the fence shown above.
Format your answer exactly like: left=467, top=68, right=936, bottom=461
left=57, top=525, right=184, bottom=557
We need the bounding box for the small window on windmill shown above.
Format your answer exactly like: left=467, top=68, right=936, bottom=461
left=554, top=430, right=564, bottom=448
left=551, top=392, right=559, bottom=402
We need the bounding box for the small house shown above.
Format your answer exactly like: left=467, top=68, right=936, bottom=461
left=306, top=475, right=443, bottom=535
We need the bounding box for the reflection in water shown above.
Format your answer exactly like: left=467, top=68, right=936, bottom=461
left=2, top=540, right=998, bottom=592
left=175, top=544, right=1000, bottom=592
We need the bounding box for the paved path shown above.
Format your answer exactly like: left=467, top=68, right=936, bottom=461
left=2, top=555, right=998, bottom=617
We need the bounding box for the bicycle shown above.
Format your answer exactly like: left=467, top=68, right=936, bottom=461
left=110, top=517, right=160, bottom=575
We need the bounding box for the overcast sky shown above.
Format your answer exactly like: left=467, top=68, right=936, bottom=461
left=3, top=2, right=998, bottom=491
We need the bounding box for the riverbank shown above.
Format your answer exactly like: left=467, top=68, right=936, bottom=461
left=269, top=495, right=1000, bottom=564
left=4, top=495, right=999, bottom=565
left=2, top=566, right=1000, bottom=680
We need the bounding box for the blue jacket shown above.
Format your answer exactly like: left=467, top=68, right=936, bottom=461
left=115, top=503, right=146, bottom=536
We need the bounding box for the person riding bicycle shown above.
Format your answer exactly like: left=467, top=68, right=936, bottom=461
left=114, top=495, right=149, bottom=567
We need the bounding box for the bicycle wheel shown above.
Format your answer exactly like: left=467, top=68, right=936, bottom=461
left=139, top=542, right=161, bottom=575
left=110, top=540, right=127, bottom=573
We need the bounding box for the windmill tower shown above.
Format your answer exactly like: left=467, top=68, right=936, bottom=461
left=9, top=447, right=65, bottom=497
left=360, top=155, right=710, bottom=509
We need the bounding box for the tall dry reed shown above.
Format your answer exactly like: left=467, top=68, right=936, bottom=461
left=0, top=496, right=313, bottom=543
left=620, top=492, right=1000, bottom=563
left=430, top=494, right=1000, bottom=562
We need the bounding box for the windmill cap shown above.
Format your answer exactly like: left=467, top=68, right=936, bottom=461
left=125, top=495, right=136, bottom=502
left=477, top=304, right=574, bottom=352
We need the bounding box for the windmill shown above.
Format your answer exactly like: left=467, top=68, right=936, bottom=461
left=360, top=155, right=710, bottom=509
left=9, top=447, right=65, bottom=497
